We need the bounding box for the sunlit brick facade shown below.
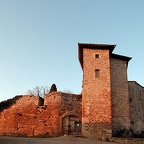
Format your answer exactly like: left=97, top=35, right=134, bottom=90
left=78, top=43, right=132, bottom=138
left=0, top=43, right=144, bottom=139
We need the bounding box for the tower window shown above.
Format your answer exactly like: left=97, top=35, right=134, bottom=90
left=95, top=69, right=100, bottom=78
left=131, top=121, right=134, bottom=124
left=129, top=98, right=132, bottom=102
left=95, top=54, right=99, bottom=58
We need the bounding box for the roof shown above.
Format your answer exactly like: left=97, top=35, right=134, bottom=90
left=78, top=43, right=132, bottom=69
left=111, top=53, right=132, bottom=62
left=78, top=43, right=116, bottom=68
left=128, top=81, right=144, bottom=88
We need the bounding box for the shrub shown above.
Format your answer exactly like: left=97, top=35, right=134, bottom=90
left=0, top=95, right=22, bottom=112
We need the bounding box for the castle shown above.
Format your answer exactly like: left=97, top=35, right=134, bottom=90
left=0, top=43, right=144, bottom=139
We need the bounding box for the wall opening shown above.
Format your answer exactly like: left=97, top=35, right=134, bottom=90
left=95, top=54, right=99, bottom=58
left=38, top=97, right=44, bottom=106
left=95, top=69, right=100, bottom=78
left=62, top=115, right=81, bottom=135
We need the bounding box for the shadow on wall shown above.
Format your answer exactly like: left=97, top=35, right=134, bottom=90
left=38, top=97, right=44, bottom=106
left=82, top=122, right=112, bottom=139
left=113, top=129, right=144, bottom=138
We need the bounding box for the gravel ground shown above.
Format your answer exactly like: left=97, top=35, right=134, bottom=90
left=0, top=136, right=116, bottom=144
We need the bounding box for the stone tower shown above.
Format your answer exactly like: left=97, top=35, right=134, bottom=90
left=78, top=43, right=115, bottom=139
left=110, top=53, right=131, bottom=135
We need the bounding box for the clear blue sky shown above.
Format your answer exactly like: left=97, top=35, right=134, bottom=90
left=0, top=0, right=144, bottom=102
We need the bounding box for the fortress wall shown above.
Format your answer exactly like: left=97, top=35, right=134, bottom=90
left=44, top=92, right=82, bottom=119
left=0, top=108, right=16, bottom=135
left=0, top=95, right=39, bottom=136
left=60, top=93, right=82, bottom=119
left=0, top=95, right=60, bottom=136
left=0, top=92, right=81, bottom=137
left=45, top=92, right=82, bottom=134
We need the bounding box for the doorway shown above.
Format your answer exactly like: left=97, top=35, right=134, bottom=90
left=62, top=116, right=81, bottom=135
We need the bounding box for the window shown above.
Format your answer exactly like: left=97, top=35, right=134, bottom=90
left=95, top=69, right=100, bottom=78
left=129, top=98, right=132, bottom=102
left=131, top=121, right=134, bottom=124
left=95, top=54, right=99, bottom=58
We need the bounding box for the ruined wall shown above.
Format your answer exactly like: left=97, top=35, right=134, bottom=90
left=44, top=92, right=82, bottom=120
left=128, top=81, right=144, bottom=133
left=82, top=48, right=112, bottom=139
left=110, top=58, right=130, bottom=135
left=45, top=92, right=82, bottom=135
left=0, top=108, right=16, bottom=135
left=0, top=95, right=39, bottom=136
left=0, top=92, right=81, bottom=137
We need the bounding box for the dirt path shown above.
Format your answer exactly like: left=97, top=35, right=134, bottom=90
left=0, top=136, right=116, bottom=144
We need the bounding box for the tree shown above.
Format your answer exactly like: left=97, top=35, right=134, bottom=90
left=62, top=89, right=73, bottom=94
left=49, top=84, right=57, bottom=93
left=27, top=86, right=50, bottom=98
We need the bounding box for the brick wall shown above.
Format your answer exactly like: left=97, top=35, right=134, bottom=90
left=82, top=48, right=112, bottom=139
left=128, top=81, right=144, bottom=134
left=45, top=92, right=82, bottom=135
left=0, top=92, right=81, bottom=137
left=110, top=58, right=130, bottom=135
left=0, top=95, right=39, bottom=136
left=0, top=108, right=16, bottom=135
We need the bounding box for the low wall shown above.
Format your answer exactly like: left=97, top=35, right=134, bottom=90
left=0, top=92, right=82, bottom=137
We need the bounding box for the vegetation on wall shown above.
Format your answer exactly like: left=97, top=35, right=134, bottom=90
left=62, top=89, right=73, bottom=94
left=0, top=95, right=22, bottom=112
left=27, top=86, right=50, bottom=98
left=27, top=84, right=73, bottom=97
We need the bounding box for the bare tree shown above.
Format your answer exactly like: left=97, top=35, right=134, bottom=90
left=63, top=89, right=73, bottom=94
left=27, top=86, right=50, bottom=98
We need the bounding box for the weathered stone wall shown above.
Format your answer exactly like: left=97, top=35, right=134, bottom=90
left=82, top=48, right=112, bottom=139
left=0, top=108, right=16, bottom=135
left=110, top=58, right=130, bottom=135
left=128, top=81, right=144, bottom=134
left=0, top=95, right=39, bottom=136
left=59, top=93, right=82, bottom=120
left=45, top=92, right=82, bottom=134
left=0, top=92, right=81, bottom=137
